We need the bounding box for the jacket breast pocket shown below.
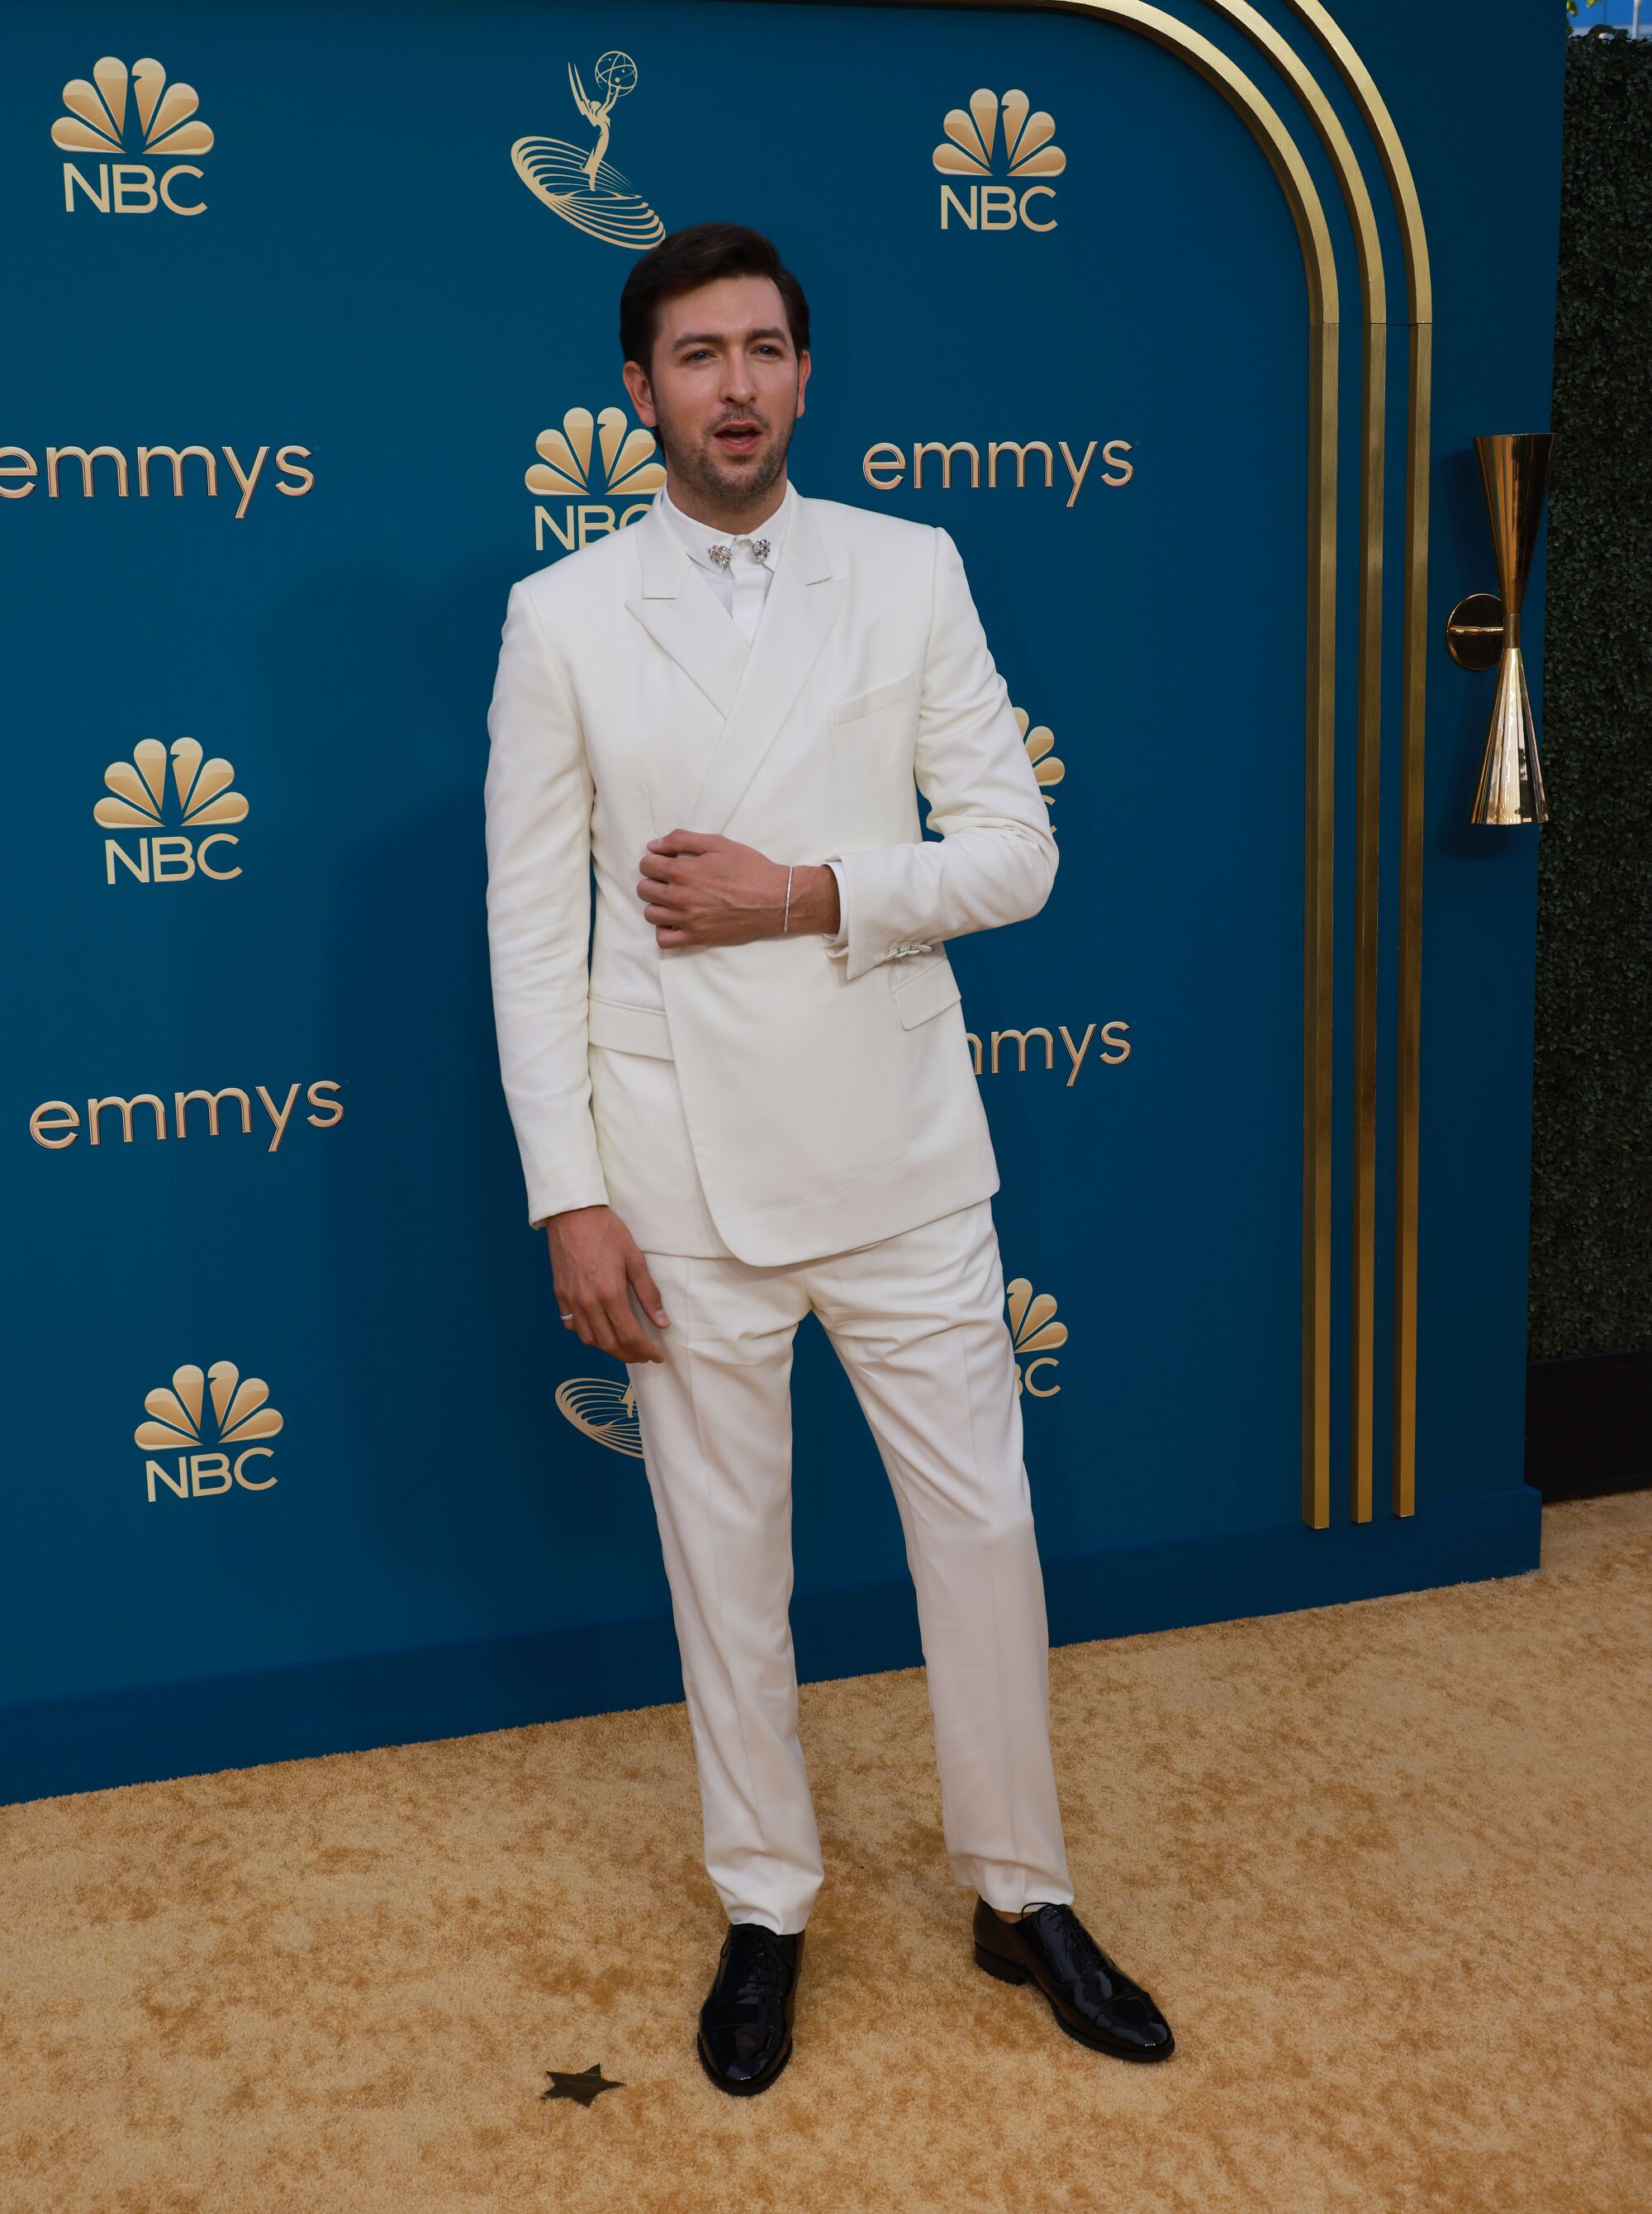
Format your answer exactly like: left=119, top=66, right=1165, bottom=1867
left=828, top=675, right=922, bottom=841
left=828, top=673, right=919, bottom=726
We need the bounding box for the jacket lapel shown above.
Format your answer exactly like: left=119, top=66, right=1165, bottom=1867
left=624, top=486, right=849, bottom=836
left=624, top=498, right=749, bottom=720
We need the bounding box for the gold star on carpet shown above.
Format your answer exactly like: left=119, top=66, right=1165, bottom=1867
left=543, top=2063, right=624, bottom=2107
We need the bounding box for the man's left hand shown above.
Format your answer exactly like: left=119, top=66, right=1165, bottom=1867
left=637, top=830, right=838, bottom=949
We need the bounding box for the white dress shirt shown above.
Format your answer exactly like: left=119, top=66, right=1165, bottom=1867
left=653, top=475, right=847, bottom=949
left=657, top=473, right=791, bottom=645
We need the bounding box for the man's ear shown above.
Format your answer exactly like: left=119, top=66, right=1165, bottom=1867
left=622, top=358, right=657, bottom=425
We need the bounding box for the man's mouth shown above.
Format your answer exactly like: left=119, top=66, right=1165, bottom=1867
left=714, top=422, right=762, bottom=453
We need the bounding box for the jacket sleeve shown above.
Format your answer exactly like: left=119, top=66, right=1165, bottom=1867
left=483, top=578, right=611, bottom=1229
left=820, top=524, right=1058, bottom=984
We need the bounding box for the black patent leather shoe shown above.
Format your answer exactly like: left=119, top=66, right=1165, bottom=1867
left=973, top=1897, right=1175, bottom=2060
left=696, top=1921, right=805, bottom=2095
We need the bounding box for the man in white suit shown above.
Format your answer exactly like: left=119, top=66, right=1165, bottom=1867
left=484, top=224, right=1173, bottom=2092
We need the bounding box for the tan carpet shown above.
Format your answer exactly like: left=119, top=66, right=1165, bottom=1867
left=2, top=1491, right=1648, bottom=2214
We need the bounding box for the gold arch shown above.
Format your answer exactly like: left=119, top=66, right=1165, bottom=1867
left=1085, top=0, right=1399, bottom=1532
left=1274, top=0, right=1434, bottom=1522
left=1174, top=0, right=1389, bottom=1532
left=1152, top=0, right=1434, bottom=1522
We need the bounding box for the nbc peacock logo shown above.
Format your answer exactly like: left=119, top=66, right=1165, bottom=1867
left=555, top=1373, right=644, bottom=1458
left=135, top=1361, right=283, bottom=1503
left=933, top=88, right=1064, bottom=232
left=1013, top=703, right=1065, bottom=834
left=511, top=50, right=665, bottom=250
left=526, top=403, right=665, bottom=554
left=94, top=737, right=247, bottom=886
left=1008, top=1278, right=1067, bottom=1399
left=52, top=55, right=212, bottom=216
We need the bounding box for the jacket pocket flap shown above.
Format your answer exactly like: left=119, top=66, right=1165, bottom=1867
left=587, top=995, right=675, bottom=1060
left=893, top=960, right=962, bottom=1029
left=830, top=673, right=919, bottom=725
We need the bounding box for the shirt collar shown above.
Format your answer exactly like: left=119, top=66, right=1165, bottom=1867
left=656, top=473, right=795, bottom=574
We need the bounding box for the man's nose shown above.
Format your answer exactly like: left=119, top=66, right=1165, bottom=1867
left=720, top=359, right=757, bottom=405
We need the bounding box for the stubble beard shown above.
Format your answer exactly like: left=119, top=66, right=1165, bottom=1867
left=657, top=397, right=796, bottom=520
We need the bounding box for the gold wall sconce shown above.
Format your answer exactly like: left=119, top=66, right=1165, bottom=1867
left=1446, top=432, right=1554, bottom=824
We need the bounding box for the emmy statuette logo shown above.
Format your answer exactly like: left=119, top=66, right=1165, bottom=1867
left=511, top=50, right=665, bottom=249
left=934, top=88, right=1065, bottom=231
left=527, top=405, right=665, bottom=552
left=1008, top=1280, right=1067, bottom=1398
left=135, top=1361, right=283, bottom=1503
left=53, top=55, right=212, bottom=215
left=95, top=737, right=246, bottom=885
left=555, top=1373, right=644, bottom=1458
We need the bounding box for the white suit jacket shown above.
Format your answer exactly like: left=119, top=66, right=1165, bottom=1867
left=482, top=483, right=1058, bottom=1266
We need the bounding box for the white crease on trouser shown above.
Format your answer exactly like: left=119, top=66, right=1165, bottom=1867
left=624, top=1197, right=1075, bottom=1936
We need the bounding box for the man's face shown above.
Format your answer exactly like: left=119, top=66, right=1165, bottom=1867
left=622, top=272, right=809, bottom=514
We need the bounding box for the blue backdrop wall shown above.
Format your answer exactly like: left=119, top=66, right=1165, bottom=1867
left=2, top=0, right=1564, bottom=1803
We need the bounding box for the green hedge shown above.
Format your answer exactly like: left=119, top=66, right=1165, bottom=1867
left=1527, top=27, right=1652, bottom=1361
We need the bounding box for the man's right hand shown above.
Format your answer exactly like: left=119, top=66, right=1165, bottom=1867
left=546, top=1204, right=671, bottom=1364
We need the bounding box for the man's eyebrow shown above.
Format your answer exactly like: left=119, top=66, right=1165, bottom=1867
left=668, top=326, right=791, bottom=348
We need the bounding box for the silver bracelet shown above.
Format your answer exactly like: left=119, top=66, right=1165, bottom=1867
left=783, top=863, right=793, bottom=934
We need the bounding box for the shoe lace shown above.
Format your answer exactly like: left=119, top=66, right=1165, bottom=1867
left=727, top=1923, right=791, bottom=2003
left=1033, top=1903, right=1113, bottom=1989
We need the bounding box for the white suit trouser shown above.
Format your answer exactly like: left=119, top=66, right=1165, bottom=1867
left=623, top=1196, right=1075, bottom=1936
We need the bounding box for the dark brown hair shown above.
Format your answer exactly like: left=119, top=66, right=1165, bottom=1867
left=619, top=223, right=810, bottom=379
